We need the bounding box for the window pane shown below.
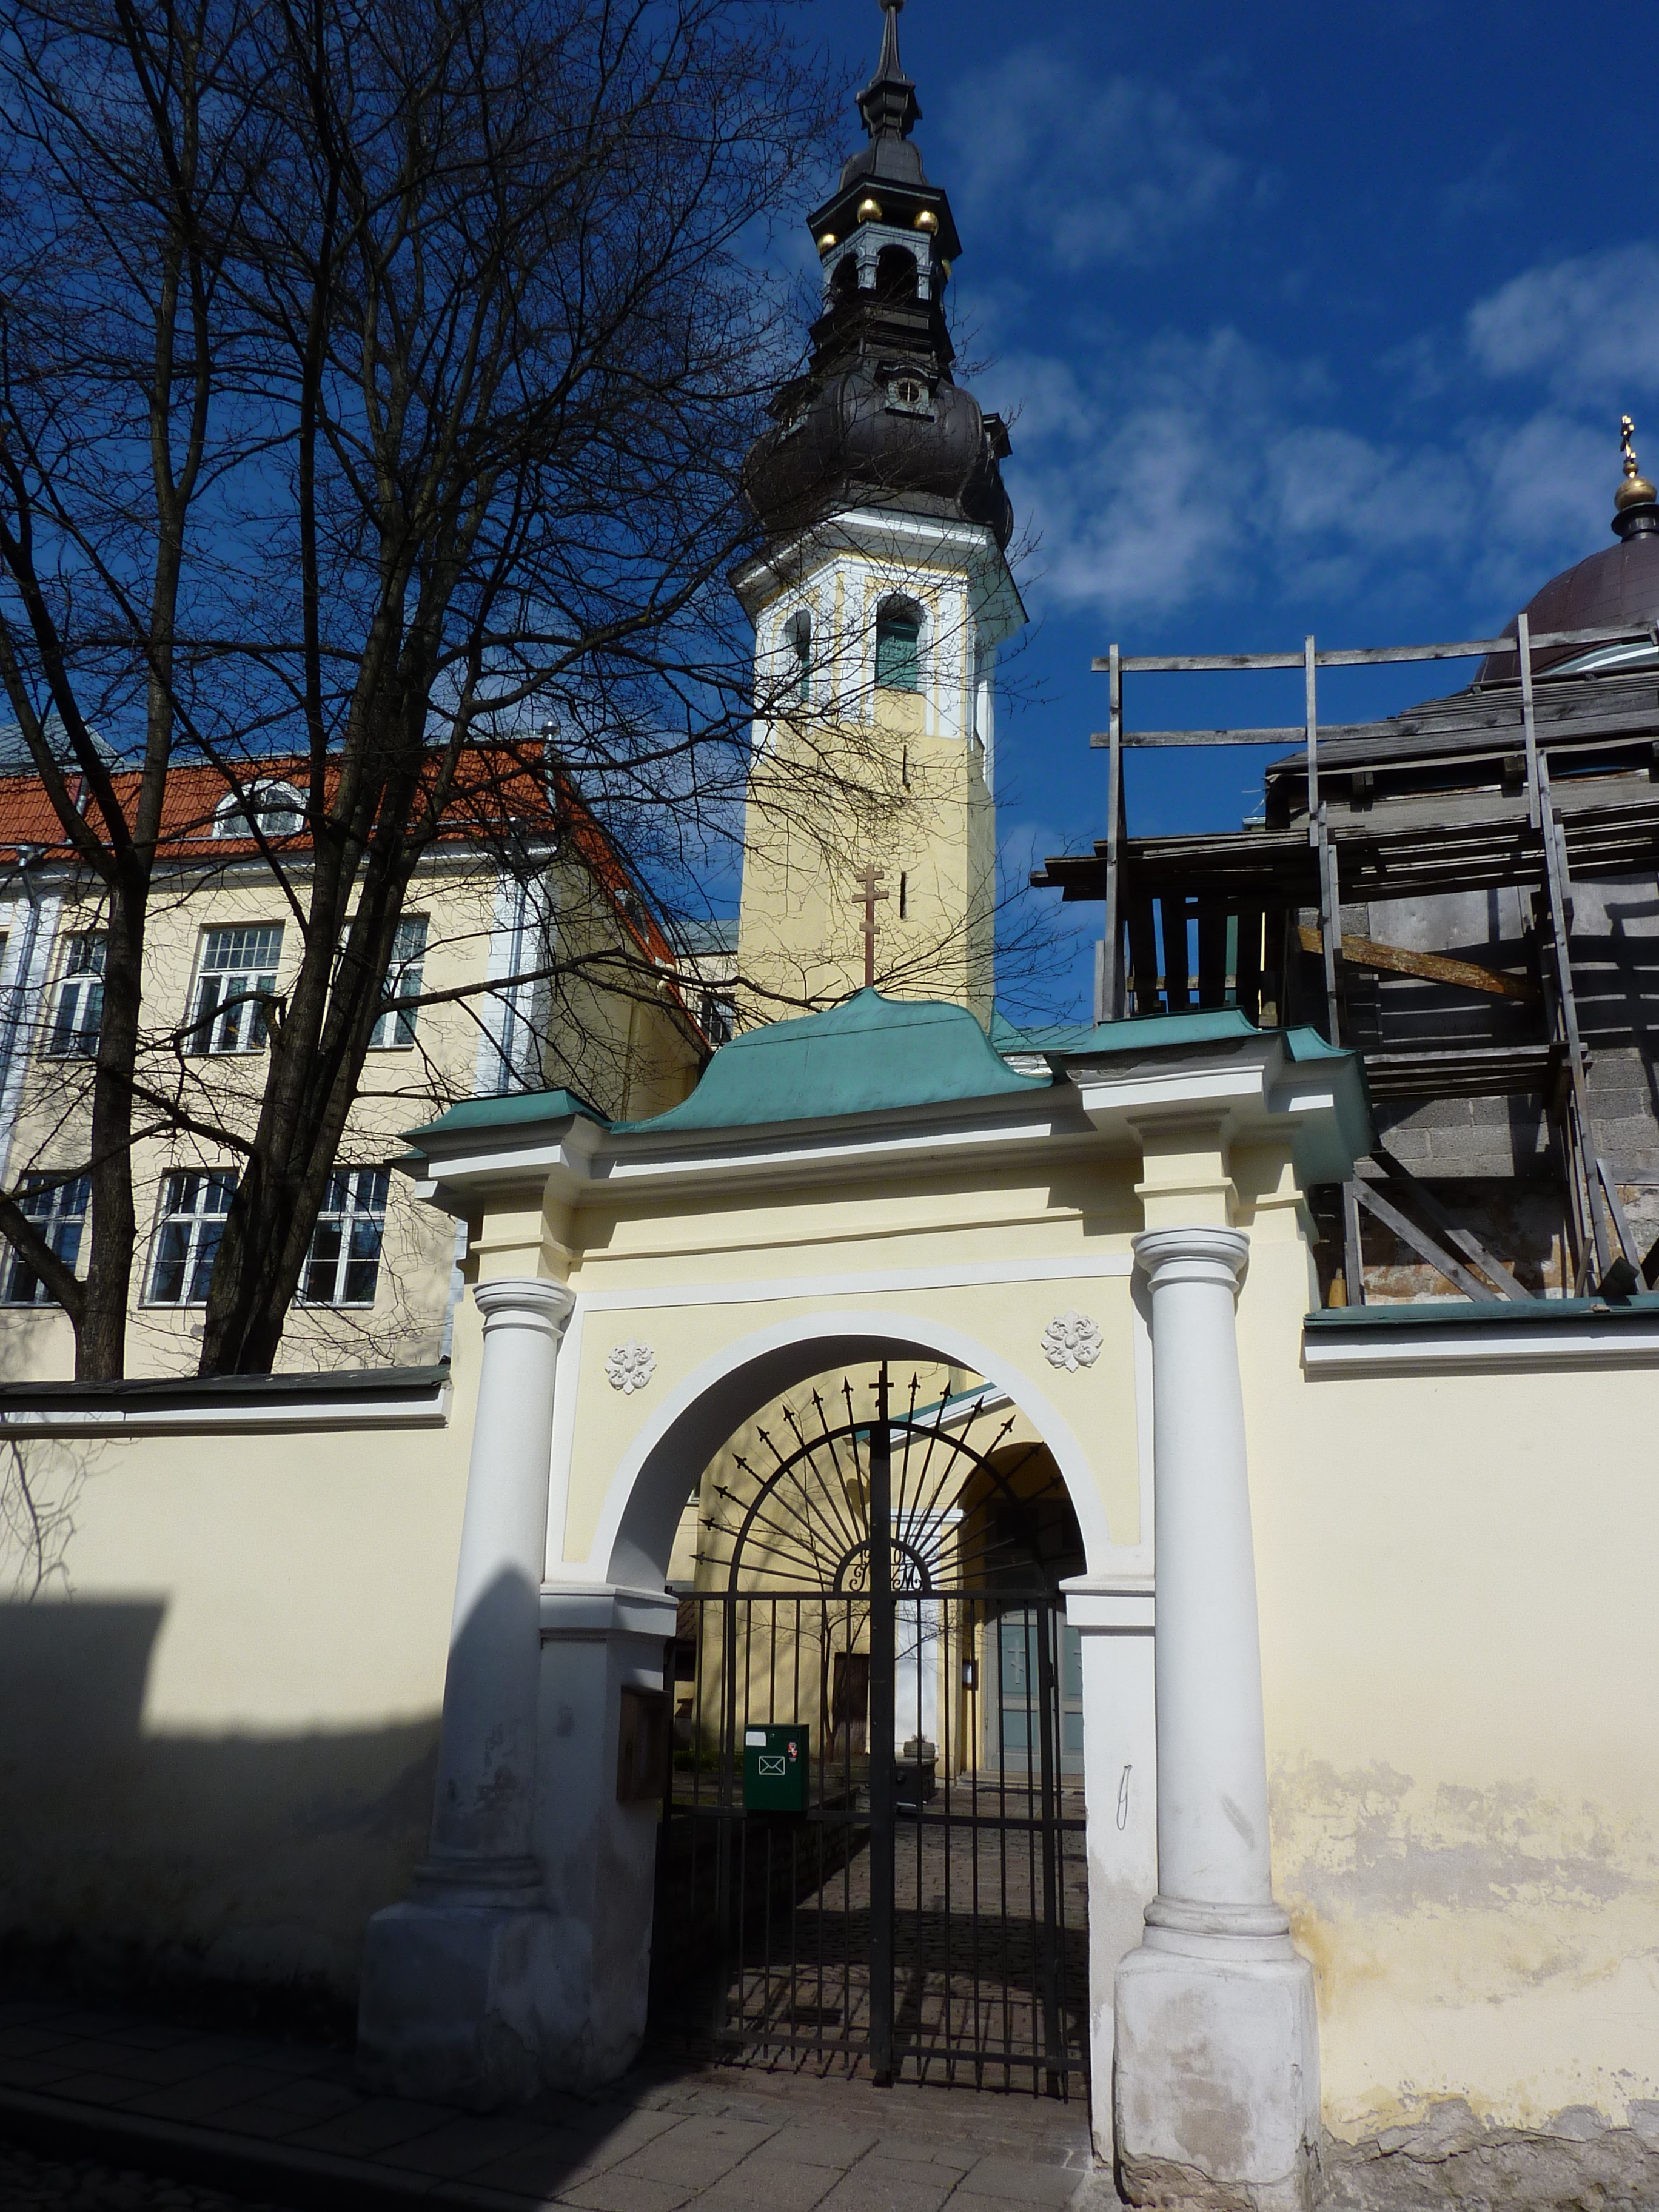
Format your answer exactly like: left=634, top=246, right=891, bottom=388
left=148, top=1220, right=192, bottom=1305
left=203, top=925, right=282, bottom=971
left=372, top=919, right=427, bottom=1049
left=343, top=1215, right=383, bottom=1303
left=4, top=1173, right=90, bottom=1304
left=787, top=613, right=812, bottom=702
left=146, top=1169, right=235, bottom=1304
left=248, top=971, right=277, bottom=1049
left=304, top=1221, right=343, bottom=1302
left=195, top=928, right=281, bottom=1054
left=49, top=937, right=107, bottom=1058
left=875, top=614, right=920, bottom=692
left=186, top=1220, right=225, bottom=1305
left=297, top=1166, right=387, bottom=1305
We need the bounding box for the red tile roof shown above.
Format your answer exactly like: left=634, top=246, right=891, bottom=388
left=0, top=743, right=696, bottom=1023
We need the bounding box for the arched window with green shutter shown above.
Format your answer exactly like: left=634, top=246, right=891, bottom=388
left=785, top=608, right=812, bottom=702
left=874, top=597, right=922, bottom=692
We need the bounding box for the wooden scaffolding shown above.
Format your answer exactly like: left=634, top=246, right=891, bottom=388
left=1031, top=620, right=1659, bottom=1304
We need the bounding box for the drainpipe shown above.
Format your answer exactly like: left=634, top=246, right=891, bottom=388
left=495, top=876, right=530, bottom=1095
left=0, top=845, right=46, bottom=1184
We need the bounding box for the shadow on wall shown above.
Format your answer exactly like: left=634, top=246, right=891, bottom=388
left=0, top=1599, right=439, bottom=2016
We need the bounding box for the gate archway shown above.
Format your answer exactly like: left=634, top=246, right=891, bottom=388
left=652, top=1360, right=1090, bottom=2095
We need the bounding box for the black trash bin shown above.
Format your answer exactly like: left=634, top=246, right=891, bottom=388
left=894, top=1737, right=937, bottom=1811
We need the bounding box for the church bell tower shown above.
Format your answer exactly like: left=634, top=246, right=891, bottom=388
left=732, top=0, right=1025, bottom=1027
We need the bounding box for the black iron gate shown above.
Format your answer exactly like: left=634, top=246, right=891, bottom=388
left=651, top=1369, right=1088, bottom=2094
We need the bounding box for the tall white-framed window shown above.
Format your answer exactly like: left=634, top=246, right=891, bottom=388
left=874, top=595, right=923, bottom=692
left=146, top=1168, right=236, bottom=1305
left=212, top=780, right=305, bottom=840
left=3, top=1171, right=90, bottom=1304
left=45, top=934, right=106, bottom=1059
left=369, top=916, right=427, bottom=1049
left=297, top=1166, right=389, bottom=1307
left=190, top=924, right=282, bottom=1053
left=784, top=608, right=813, bottom=703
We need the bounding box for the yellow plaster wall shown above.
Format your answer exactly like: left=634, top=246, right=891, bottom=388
left=5, top=1104, right=1657, bottom=2135
left=1242, top=1284, right=1659, bottom=2136
left=0, top=1397, right=473, bottom=1994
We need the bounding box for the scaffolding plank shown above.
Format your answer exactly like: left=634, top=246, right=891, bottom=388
left=1370, top=1147, right=1533, bottom=1301
left=1361, top=1044, right=1558, bottom=1099
left=1295, top=924, right=1540, bottom=1002
left=1352, top=1181, right=1494, bottom=1301
left=1094, top=624, right=1656, bottom=674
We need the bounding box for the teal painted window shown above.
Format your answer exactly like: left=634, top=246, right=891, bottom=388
left=875, top=603, right=921, bottom=692
left=785, top=609, right=812, bottom=702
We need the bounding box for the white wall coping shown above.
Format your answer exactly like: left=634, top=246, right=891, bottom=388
left=0, top=1367, right=452, bottom=1436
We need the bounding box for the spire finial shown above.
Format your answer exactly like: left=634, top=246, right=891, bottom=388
left=1614, top=411, right=1658, bottom=537
left=859, top=0, right=919, bottom=144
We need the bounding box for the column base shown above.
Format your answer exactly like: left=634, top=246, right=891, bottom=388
left=356, top=1899, right=577, bottom=2110
left=1114, top=1939, right=1320, bottom=2212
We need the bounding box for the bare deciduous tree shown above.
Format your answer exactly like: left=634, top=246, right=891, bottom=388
left=0, top=0, right=841, bottom=1376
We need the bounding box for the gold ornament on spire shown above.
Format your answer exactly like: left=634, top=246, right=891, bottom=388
left=1615, top=412, right=1657, bottom=511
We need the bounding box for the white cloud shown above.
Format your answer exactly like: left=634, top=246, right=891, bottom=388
left=1467, top=244, right=1659, bottom=401
left=938, top=49, right=1244, bottom=272
left=991, top=244, right=1657, bottom=632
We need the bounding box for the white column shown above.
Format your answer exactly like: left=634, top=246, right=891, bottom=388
left=357, top=1275, right=575, bottom=2109
left=1138, top=1227, right=1279, bottom=1938
left=420, top=1276, right=574, bottom=1899
left=1114, top=1225, right=1319, bottom=2212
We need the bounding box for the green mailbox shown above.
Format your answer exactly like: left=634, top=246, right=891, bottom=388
left=742, top=1723, right=809, bottom=1813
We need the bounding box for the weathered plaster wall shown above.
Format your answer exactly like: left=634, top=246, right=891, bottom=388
left=0, top=1410, right=469, bottom=1998
left=1248, top=1321, right=1659, bottom=2145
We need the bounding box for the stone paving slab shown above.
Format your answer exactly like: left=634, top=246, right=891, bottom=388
left=0, top=1985, right=1105, bottom=2211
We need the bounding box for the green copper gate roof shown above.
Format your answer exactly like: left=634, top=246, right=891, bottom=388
left=616, top=989, right=1051, bottom=1133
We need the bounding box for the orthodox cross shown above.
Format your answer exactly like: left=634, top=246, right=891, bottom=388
left=857, top=865, right=888, bottom=987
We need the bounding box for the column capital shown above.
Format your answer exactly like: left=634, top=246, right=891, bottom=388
left=1133, top=1224, right=1249, bottom=1292
left=474, top=1275, right=575, bottom=1336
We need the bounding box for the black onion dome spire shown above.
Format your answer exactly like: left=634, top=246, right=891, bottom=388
left=744, top=0, right=1013, bottom=549
left=854, top=0, right=920, bottom=161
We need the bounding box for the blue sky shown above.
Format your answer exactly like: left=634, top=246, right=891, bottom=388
left=803, top=0, right=1659, bottom=1018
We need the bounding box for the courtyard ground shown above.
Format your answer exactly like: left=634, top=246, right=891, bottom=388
left=0, top=1989, right=1109, bottom=2212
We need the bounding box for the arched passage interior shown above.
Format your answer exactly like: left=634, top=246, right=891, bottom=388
left=567, top=1313, right=1110, bottom=2097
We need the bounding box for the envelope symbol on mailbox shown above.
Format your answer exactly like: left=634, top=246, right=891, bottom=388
left=757, top=1754, right=786, bottom=1777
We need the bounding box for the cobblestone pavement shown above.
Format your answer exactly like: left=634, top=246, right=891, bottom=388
left=0, top=2139, right=281, bottom=2209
